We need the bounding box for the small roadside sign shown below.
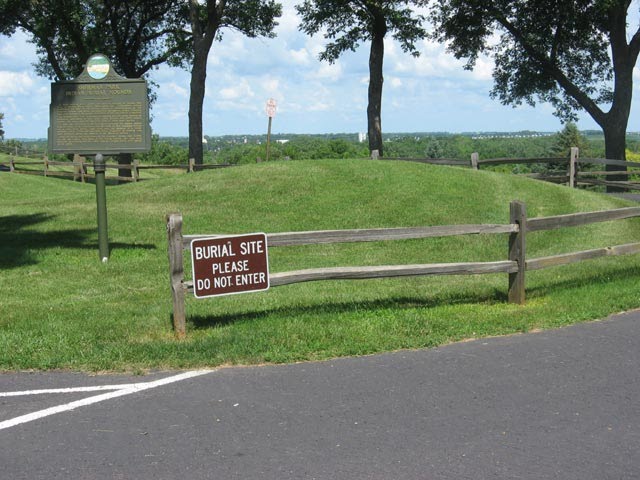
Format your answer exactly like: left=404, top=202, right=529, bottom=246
left=191, top=233, right=270, bottom=298
left=266, top=98, right=277, bottom=118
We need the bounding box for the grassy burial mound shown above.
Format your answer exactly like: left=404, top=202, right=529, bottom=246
left=1, top=159, right=640, bottom=371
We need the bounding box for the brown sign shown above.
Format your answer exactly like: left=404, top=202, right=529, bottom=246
left=191, top=233, right=269, bottom=298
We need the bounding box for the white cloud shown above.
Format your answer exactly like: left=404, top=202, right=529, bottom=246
left=0, top=31, right=38, bottom=67
left=309, top=62, right=343, bottom=82
left=0, top=71, right=35, bottom=96
left=219, top=78, right=254, bottom=100
left=160, top=106, right=187, bottom=122
left=164, top=82, right=189, bottom=99
left=289, top=48, right=311, bottom=65
left=389, top=77, right=403, bottom=88
left=276, top=0, right=302, bottom=35
left=389, top=39, right=493, bottom=83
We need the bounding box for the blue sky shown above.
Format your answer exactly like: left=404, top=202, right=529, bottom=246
left=1, top=1, right=639, bottom=139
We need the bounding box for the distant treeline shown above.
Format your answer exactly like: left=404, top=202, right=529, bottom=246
left=6, top=131, right=640, bottom=168
left=196, top=131, right=640, bottom=166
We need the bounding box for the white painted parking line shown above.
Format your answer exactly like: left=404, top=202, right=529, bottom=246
left=0, top=384, right=140, bottom=397
left=0, top=370, right=213, bottom=431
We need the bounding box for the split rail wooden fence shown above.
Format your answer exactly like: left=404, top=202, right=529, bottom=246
left=166, top=202, right=640, bottom=336
left=4, top=147, right=640, bottom=191
left=388, top=148, right=640, bottom=191
left=0, top=155, right=232, bottom=182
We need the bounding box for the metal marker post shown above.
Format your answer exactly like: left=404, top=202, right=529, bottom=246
left=265, top=98, right=276, bottom=162
left=94, top=153, right=109, bottom=262
left=266, top=116, right=272, bottom=162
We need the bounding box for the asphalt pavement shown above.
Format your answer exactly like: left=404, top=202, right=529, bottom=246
left=2, top=310, right=640, bottom=479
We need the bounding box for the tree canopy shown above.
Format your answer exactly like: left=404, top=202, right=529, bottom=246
left=0, top=0, right=189, bottom=82
left=430, top=0, right=640, bottom=167
left=0, top=112, right=5, bottom=140
left=296, top=0, right=428, bottom=156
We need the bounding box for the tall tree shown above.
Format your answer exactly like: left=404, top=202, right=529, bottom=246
left=296, top=1, right=427, bottom=157
left=0, top=0, right=190, bottom=175
left=0, top=112, right=4, bottom=140
left=430, top=0, right=640, bottom=180
left=185, top=0, right=282, bottom=166
left=551, top=123, right=589, bottom=158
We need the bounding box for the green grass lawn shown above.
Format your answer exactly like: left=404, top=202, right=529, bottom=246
left=1, top=159, right=640, bottom=372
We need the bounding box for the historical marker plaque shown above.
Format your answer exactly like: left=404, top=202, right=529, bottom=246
left=48, top=53, right=151, bottom=155
left=191, top=234, right=270, bottom=298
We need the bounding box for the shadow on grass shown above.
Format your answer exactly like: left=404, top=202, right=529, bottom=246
left=185, top=263, right=640, bottom=330
left=187, top=289, right=508, bottom=330
left=526, top=264, right=640, bottom=298
left=0, top=213, right=156, bottom=269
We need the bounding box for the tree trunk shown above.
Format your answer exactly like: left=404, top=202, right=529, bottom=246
left=118, top=153, right=132, bottom=179
left=602, top=118, right=628, bottom=192
left=600, top=6, right=634, bottom=193
left=188, top=48, right=207, bottom=168
left=367, top=32, right=385, bottom=157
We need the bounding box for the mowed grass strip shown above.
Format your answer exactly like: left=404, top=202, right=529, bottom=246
left=1, top=159, right=640, bottom=371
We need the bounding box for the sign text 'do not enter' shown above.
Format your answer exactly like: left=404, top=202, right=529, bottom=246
left=191, top=234, right=270, bottom=298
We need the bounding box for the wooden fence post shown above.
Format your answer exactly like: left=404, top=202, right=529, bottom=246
left=167, top=213, right=186, bottom=337
left=73, top=154, right=81, bottom=181
left=569, top=147, right=579, bottom=188
left=73, top=154, right=79, bottom=181
left=471, top=152, right=479, bottom=170
left=188, top=158, right=195, bottom=173
left=43, top=155, right=49, bottom=177
left=133, top=159, right=140, bottom=182
left=9, top=155, right=15, bottom=172
left=81, top=157, right=87, bottom=183
left=508, top=200, right=527, bottom=304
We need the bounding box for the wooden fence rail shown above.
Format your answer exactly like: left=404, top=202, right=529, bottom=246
left=388, top=148, right=640, bottom=191
left=166, top=201, right=640, bottom=336
left=0, top=155, right=234, bottom=182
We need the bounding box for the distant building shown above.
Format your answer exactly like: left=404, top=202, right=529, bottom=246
left=358, top=132, right=367, bottom=143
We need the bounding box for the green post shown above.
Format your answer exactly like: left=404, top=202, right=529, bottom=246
left=94, top=153, right=109, bottom=262
left=266, top=116, right=273, bottom=162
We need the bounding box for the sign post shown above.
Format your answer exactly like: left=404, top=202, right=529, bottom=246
left=48, top=53, right=151, bottom=262
left=191, top=234, right=270, bottom=298
left=265, top=98, right=277, bottom=162
left=94, top=154, right=109, bottom=262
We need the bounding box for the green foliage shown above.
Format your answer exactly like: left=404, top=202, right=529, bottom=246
left=430, top=0, right=629, bottom=121
left=4, top=138, right=22, bottom=150
left=157, top=132, right=608, bottom=166
left=551, top=123, right=589, bottom=158
left=211, top=136, right=369, bottom=163
left=296, top=0, right=427, bottom=61
left=135, top=135, right=189, bottom=165
left=0, top=112, right=4, bottom=140
left=429, top=0, right=640, bottom=159
left=0, top=0, right=189, bottom=104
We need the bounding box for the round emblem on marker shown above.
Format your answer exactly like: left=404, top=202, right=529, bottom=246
left=86, top=54, right=110, bottom=80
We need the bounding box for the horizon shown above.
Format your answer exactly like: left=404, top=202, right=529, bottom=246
left=12, top=129, right=640, bottom=144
